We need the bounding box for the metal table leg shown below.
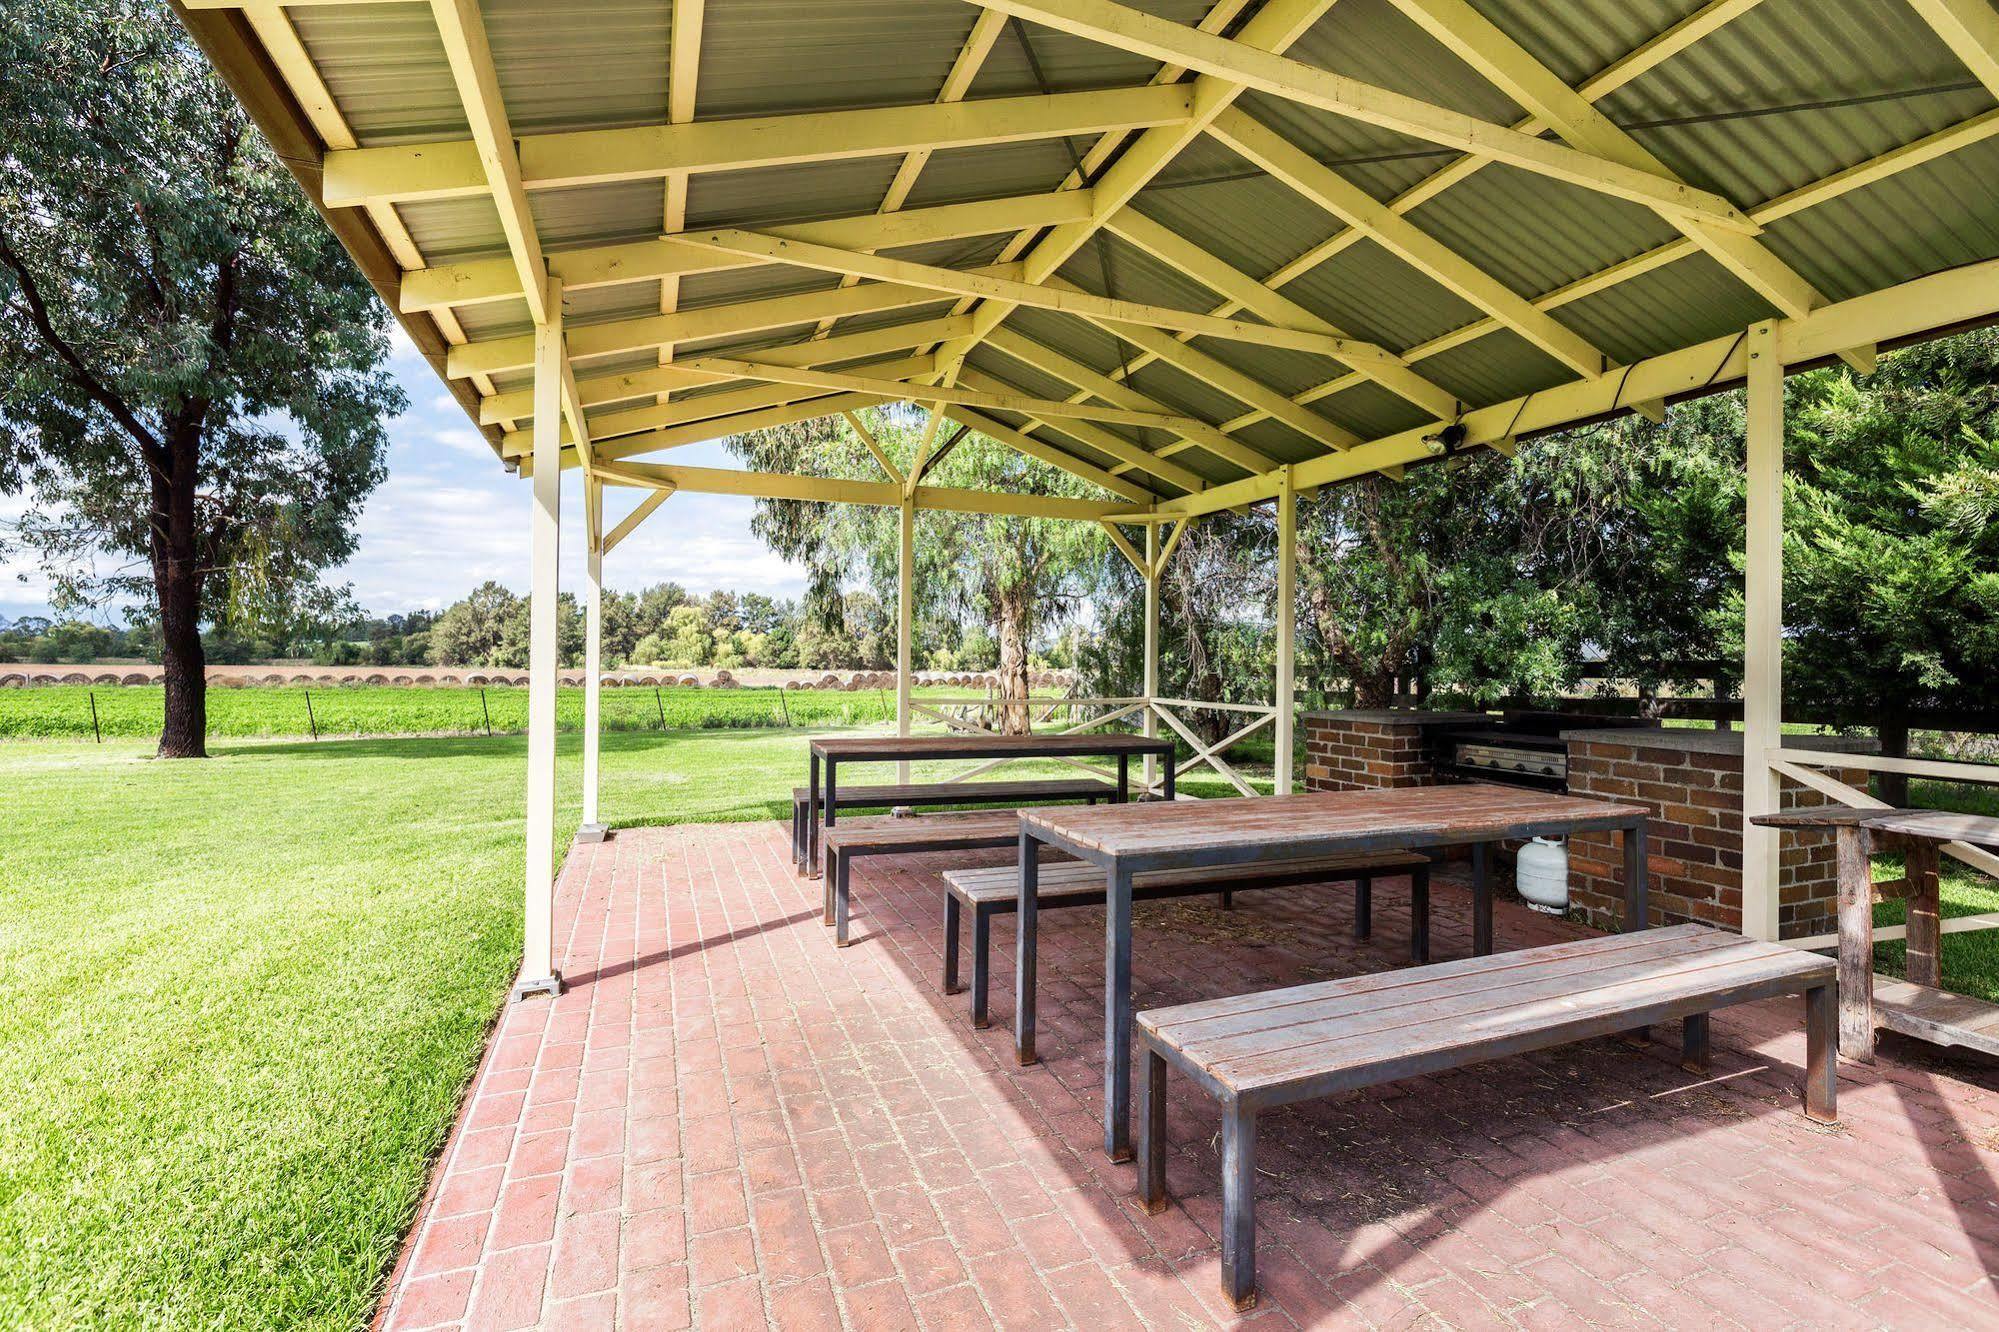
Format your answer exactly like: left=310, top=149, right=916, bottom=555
left=1623, top=819, right=1650, bottom=932
left=1471, top=842, right=1492, bottom=956
left=1014, top=829, right=1040, bottom=1064
left=1104, top=860, right=1135, bottom=1162
left=806, top=750, right=822, bottom=877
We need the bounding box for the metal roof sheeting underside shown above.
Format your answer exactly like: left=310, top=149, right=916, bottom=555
left=259, top=0, right=1999, bottom=501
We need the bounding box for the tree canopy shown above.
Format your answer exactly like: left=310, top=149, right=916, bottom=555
left=0, top=0, right=402, bottom=754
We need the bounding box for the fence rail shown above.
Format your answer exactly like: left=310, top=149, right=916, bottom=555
left=1770, top=746, right=1999, bottom=952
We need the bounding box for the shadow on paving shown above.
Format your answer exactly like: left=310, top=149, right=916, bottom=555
left=810, top=830, right=1999, bottom=1319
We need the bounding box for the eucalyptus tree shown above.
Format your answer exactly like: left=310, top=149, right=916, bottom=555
left=729, top=407, right=1107, bottom=730
left=0, top=1, right=402, bottom=755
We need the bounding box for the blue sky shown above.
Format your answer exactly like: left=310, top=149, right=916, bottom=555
left=0, top=328, right=810, bottom=624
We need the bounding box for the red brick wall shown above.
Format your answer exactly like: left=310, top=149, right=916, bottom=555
left=1301, top=711, right=1483, bottom=791
left=1565, top=736, right=1870, bottom=940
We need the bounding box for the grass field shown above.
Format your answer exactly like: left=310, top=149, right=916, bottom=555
left=0, top=683, right=957, bottom=741
left=0, top=725, right=1256, bottom=1329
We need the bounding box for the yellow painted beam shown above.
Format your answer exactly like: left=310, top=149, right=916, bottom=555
left=951, top=368, right=1209, bottom=492
left=602, top=487, right=673, bottom=555
left=939, top=408, right=1161, bottom=504
left=401, top=189, right=1097, bottom=313
left=597, top=460, right=1143, bottom=521
left=447, top=277, right=990, bottom=378
left=1209, top=111, right=1607, bottom=380
left=1104, top=206, right=1471, bottom=417
left=324, top=85, right=1194, bottom=206
left=676, top=228, right=1396, bottom=360
left=983, top=327, right=1279, bottom=472
left=1156, top=255, right=1999, bottom=516
left=482, top=317, right=971, bottom=423
left=1908, top=0, right=1999, bottom=99
left=501, top=355, right=941, bottom=454
left=1385, top=0, right=1818, bottom=322
left=969, top=0, right=1758, bottom=231
left=428, top=0, right=549, bottom=325
left=668, top=354, right=1217, bottom=434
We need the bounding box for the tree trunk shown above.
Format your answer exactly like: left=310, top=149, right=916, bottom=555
left=1877, top=715, right=1910, bottom=807
left=996, top=592, right=1030, bottom=735
left=153, top=434, right=207, bottom=758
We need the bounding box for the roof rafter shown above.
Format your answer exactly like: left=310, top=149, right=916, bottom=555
left=1208, top=110, right=1607, bottom=380
left=1101, top=207, right=1467, bottom=418
left=966, top=0, right=1759, bottom=230
left=401, top=188, right=1097, bottom=313
left=675, top=228, right=1399, bottom=361
left=1383, top=0, right=1829, bottom=334
left=597, top=460, right=1145, bottom=521
left=427, top=0, right=550, bottom=326
left=1907, top=0, right=1999, bottom=98
left=982, top=326, right=1280, bottom=471
left=448, top=279, right=980, bottom=378
left=670, top=355, right=1213, bottom=438
left=506, top=355, right=941, bottom=453
left=1276, top=105, right=1999, bottom=419
left=322, top=84, right=1195, bottom=206
left=950, top=367, right=1208, bottom=491
left=810, top=8, right=1009, bottom=338
left=934, top=0, right=1386, bottom=424
left=1159, top=253, right=1999, bottom=516
left=939, top=408, right=1161, bottom=504
left=484, top=316, right=973, bottom=423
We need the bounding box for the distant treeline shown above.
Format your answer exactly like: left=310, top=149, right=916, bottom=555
left=1, top=578, right=1079, bottom=674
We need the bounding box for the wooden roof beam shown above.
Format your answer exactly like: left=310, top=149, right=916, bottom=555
left=967, top=0, right=1759, bottom=231
left=401, top=188, right=1097, bottom=313
left=674, top=228, right=1402, bottom=361
left=323, top=84, right=1195, bottom=206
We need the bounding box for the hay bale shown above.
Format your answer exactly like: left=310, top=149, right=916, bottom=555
left=121, top=673, right=151, bottom=686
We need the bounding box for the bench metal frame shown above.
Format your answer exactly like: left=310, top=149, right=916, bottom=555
left=943, top=856, right=1431, bottom=1028
left=789, top=776, right=1112, bottom=871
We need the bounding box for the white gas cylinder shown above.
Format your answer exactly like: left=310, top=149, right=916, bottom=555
left=1515, top=836, right=1569, bottom=915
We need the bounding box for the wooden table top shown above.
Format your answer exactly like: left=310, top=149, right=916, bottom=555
left=810, top=732, right=1173, bottom=760
left=1020, top=783, right=1649, bottom=867
left=1754, top=807, right=1999, bottom=846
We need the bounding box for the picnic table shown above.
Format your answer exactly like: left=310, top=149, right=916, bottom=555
left=804, top=731, right=1176, bottom=870
left=1754, top=806, right=1999, bottom=1061
left=1016, top=784, right=1652, bottom=1161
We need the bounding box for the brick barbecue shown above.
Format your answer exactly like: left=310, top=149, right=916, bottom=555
left=1301, top=709, right=1878, bottom=940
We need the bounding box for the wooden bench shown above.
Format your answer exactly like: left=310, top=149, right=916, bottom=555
left=821, top=811, right=1030, bottom=946
left=792, top=777, right=1114, bottom=872
left=1135, top=924, right=1836, bottom=1310
left=941, top=851, right=1432, bottom=1028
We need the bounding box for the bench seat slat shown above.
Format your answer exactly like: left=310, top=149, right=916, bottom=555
left=1151, top=926, right=1746, bottom=1049
left=1144, top=926, right=1831, bottom=1096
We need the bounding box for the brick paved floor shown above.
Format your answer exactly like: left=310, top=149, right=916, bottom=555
left=378, top=821, right=1999, bottom=1330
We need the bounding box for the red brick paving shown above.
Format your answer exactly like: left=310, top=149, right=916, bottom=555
left=378, top=821, right=1999, bottom=1329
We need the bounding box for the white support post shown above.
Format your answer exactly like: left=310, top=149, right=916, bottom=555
left=1142, top=522, right=1161, bottom=795
left=897, top=493, right=915, bottom=782
left=1741, top=319, right=1785, bottom=941
left=579, top=478, right=607, bottom=843
left=517, top=278, right=565, bottom=1000
left=1274, top=467, right=1297, bottom=796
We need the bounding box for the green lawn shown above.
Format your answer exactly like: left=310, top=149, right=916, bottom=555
left=1868, top=778, right=1999, bottom=1001
left=0, top=725, right=1255, bottom=1329
left=0, top=682, right=967, bottom=741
